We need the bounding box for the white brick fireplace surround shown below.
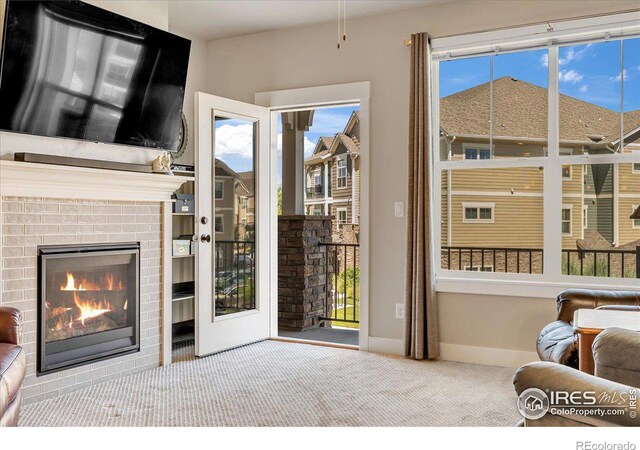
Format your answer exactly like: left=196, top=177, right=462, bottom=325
left=0, top=160, right=189, bottom=405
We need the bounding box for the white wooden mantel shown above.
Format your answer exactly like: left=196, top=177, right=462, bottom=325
left=0, top=160, right=190, bottom=201
left=0, top=159, right=194, bottom=366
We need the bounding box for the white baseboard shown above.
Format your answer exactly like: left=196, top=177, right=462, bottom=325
left=367, top=337, right=538, bottom=368
left=439, top=343, right=538, bottom=368
left=368, top=337, right=404, bottom=355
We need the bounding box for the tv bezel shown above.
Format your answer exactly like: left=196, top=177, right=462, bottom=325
left=0, top=0, right=190, bottom=152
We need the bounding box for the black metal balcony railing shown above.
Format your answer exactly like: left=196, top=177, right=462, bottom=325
left=215, top=240, right=255, bottom=315
left=441, top=246, right=640, bottom=278
left=320, top=243, right=359, bottom=325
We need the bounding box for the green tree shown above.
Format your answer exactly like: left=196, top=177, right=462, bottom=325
left=277, top=186, right=283, bottom=215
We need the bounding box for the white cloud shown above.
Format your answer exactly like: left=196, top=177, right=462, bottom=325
left=215, top=123, right=255, bottom=159
left=609, top=69, right=629, bottom=82
left=539, top=53, right=549, bottom=68
left=559, top=44, right=591, bottom=66
left=579, top=85, right=589, bottom=93
left=276, top=133, right=316, bottom=157
left=559, top=69, right=583, bottom=83
left=217, top=124, right=315, bottom=159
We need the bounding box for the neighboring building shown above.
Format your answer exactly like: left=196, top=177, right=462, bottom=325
left=214, top=159, right=254, bottom=268
left=439, top=77, right=640, bottom=273
left=304, top=111, right=361, bottom=237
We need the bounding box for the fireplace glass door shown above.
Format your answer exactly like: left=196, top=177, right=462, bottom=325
left=38, top=243, right=139, bottom=374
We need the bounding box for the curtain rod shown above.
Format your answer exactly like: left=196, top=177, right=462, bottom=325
left=402, top=7, right=640, bottom=47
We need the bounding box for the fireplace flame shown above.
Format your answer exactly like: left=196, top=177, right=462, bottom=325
left=60, top=272, right=125, bottom=291
left=72, top=291, right=113, bottom=325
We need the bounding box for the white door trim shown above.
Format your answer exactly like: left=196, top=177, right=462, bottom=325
left=255, top=82, right=371, bottom=351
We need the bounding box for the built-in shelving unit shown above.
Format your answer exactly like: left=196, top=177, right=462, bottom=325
left=171, top=169, right=196, bottom=348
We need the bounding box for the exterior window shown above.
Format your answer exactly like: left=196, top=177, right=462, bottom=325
left=462, top=203, right=494, bottom=223
left=437, top=34, right=640, bottom=282
left=215, top=215, right=223, bottom=233
left=562, top=207, right=572, bottom=236
left=633, top=205, right=640, bottom=229
left=337, top=158, right=347, bottom=187
left=241, top=197, right=248, bottom=209
left=465, top=266, right=493, bottom=272
left=464, top=147, right=491, bottom=160
left=215, top=180, right=224, bottom=200
left=336, top=208, right=348, bottom=228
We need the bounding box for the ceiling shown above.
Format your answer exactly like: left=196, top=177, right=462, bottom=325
left=168, top=0, right=445, bottom=41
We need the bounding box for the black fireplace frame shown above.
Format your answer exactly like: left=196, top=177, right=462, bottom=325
left=37, top=242, right=140, bottom=376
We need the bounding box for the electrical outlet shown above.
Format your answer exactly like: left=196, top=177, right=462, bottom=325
left=395, top=303, right=405, bottom=319
left=394, top=201, right=404, bottom=217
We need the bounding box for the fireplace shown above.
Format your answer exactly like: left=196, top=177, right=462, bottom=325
left=37, top=243, right=140, bottom=375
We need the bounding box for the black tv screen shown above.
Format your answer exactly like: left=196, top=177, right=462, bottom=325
left=0, top=0, right=190, bottom=151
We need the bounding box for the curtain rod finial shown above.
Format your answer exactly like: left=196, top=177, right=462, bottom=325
left=404, top=38, right=412, bottom=47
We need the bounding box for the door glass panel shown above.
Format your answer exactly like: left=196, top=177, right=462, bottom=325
left=213, top=116, right=257, bottom=316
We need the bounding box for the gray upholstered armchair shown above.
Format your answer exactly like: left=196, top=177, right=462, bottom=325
left=514, top=327, right=640, bottom=426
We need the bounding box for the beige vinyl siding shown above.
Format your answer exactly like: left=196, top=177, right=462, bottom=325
left=562, top=164, right=582, bottom=195
left=450, top=195, right=543, bottom=248
left=618, top=197, right=640, bottom=245
left=618, top=162, right=640, bottom=196
left=450, top=167, right=543, bottom=193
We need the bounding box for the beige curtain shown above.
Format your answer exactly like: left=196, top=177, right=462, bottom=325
left=405, top=32, right=438, bottom=360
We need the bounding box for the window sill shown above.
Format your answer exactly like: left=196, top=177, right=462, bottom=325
left=436, top=274, right=640, bottom=299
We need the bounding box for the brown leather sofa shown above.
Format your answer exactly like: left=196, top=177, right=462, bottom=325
left=515, top=327, right=640, bottom=426
left=536, top=289, right=640, bottom=368
left=0, top=307, right=26, bottom=427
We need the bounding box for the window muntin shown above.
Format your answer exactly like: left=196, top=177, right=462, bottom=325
left=561, top=206, right=572, bottom=236
left=337, top=158, right=347, bottom=187
left=215, top=215, right=223, bottom=233
left=215, top=180, right=224, bottom=200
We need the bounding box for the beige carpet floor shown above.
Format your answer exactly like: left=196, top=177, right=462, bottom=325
left=20, top=340, right=520, bottom=426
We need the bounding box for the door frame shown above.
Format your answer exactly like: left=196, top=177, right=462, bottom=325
left=255, top=81, right=371, bottom=351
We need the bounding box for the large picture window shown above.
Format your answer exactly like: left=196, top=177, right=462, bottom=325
left=434, top=24, right=640, bottom=284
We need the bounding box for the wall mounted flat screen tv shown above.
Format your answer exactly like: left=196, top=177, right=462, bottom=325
left=0, top=0, right=190, bottom=151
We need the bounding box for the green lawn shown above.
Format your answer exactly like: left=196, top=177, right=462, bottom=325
left=329, top=296, right=360, bottom=329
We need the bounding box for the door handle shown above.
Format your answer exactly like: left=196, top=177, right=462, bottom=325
left=200, top=234, right=211, bottom=243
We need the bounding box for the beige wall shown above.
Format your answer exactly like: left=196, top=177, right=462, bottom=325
left=437, top=293, right=556, bottom=353
left=203, top=0, right=639, bottom=348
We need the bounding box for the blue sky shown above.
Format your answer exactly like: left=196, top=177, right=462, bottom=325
left=214, top=105, right=358, bottom=184
left=440, top=37, right=640, bottom=112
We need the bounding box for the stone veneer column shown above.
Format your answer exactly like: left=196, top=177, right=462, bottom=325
left=278, top=215, right=332, bottom=331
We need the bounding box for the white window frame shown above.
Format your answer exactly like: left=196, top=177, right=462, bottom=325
left=464, top=265, right=494, bottom=272
left=336, top=207, right=348, bottom=229
left=633, top=205, right=640, bottom=230
left=336, top=157, right=348, bottom=188
left=215, top=214, right=224, bottom=234
left=430, top=12, right=640, bottom=297
left=561, top=204, right=573, bottom=236
left=215, top=180, right=224, bottom=200
left=462, top=202, right=495, bottom=224
left=462, top=143, right=492, bottom=160
left=583, top=205, right=588, bottom=230
left=561, top=165, right=572, bottom=181
left=633, top=151, right=640, bottom=174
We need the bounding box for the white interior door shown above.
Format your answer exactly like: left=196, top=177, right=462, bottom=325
left=195, top=93, right=271, bottom=357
